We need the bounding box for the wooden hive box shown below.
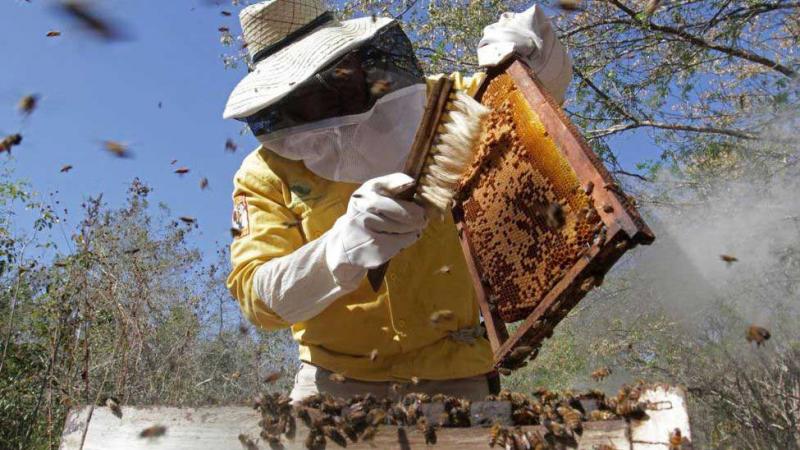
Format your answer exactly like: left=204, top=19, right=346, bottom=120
left=452, top=58, right=655, bottom=369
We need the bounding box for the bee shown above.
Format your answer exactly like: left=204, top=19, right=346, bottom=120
left=396, top=426, right=412, bottom=450
left=323, top=425, right=347, bottom=447
left=746, top=325, right=771, bottom=346
left=615, top=400, right=646, bottom=419
left=230, top=371, right=241, bottom=380
left=57, top=1, right=126, bottom=41
left=225, top=138, right=238, bottom=153
left=170, top=159, right=178, bottom=165
left=593, top=227, right=607, bottom=246
left=221, top=10, right=232, bottom=16
left=103, top=396, right=122, bottom=418
left=410, top=376, right=420, bottom=386
left=102, top=140, right=132, bottom=158
left=367, top=408, right=386, bottom=426
left=230, top=227, right=242, bottom=238
left=264, top=370, right=281, bottom=384
left=557, top=406, right=583, bottom=435
left=281, top=219, right=301, bottom=228
left=434, top=265, right=451, bottom=275
left=370, top=79, right=393, bottom=97
left=305, top=429, right=326, bottom=450
left=328, top=372, right=346, bottom=383
left=720, top=254, right=738, bottom=265
left=602, top=203, right=614, bottom=213
left=18, top=95, right=39, bottom=116
left=591, top=367, right=611, bottom=382
left=582, top=181, right=594, bottom=195
left=218, top=26, right=230, bottom=32
left=418, top=418, right=437, bottom=445
left=557, top=0, right=582, bottom=11
left=507, top=345, right=534, bottom=362
left=429, top=309, right=456, bottom=327
left=580, top=276, right=597, bottom=294
left=200, top=177, right=209, bottom=190
left=60, top=164, right=73, bottom=173
left=369, top=348, right=378, bottom=362
left=139, top=425, right=167, bottom=438
left=360, top=425, right=378, bottom=444
left=668, top=428, right=683, bottom=450
left=543, top=419, right=569, bottom=437
left=174, top=167, right=190, bottom=175
left=489, top=423, right=507, bottom=447
left=497, top=367, right=512, bottom=376
left=179, top=216, right=196, bottom=224
left=47, top=30, right=62, bottom=37
left=545, top=202, right=565, bottom=229
left=0, top=134, right=23, bottom=154
left=252, top=393, right=265, bottom=410
left=333, top=68, right=354, bottom=79
left=238, top=433, right=259, bottom=450
left=644, top=0, right=662, bottom=17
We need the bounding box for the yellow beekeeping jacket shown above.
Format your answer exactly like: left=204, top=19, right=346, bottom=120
left=227, top=73, right=493, bottom=382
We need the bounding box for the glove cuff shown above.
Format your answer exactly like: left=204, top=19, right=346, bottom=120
left=324, top=221, right=368, bottom=290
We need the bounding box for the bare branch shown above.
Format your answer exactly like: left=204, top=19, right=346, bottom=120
left=607, top=0, right=798, bottom=78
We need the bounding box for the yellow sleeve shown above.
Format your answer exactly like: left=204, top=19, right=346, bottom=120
left=425, top=72, right=487, bottom=96
left=227, top=150, right=303, bottom=331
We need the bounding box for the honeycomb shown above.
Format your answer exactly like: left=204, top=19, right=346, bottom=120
left=456, top=74, right=603, bottom=322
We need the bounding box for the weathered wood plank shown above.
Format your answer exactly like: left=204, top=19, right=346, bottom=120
left=60, top=405, right=629, bottom=450
left=60, top=387, right=692, bottom=449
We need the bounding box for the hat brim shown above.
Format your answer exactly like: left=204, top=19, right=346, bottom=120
left=223, top=16, right=394, bottom=120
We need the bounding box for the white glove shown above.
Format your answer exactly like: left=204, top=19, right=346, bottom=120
left=478, top=4, right=573, bottom=103
left=325, top=172, right=427, bottom=287
left=251, top=173, right=426, bottom=324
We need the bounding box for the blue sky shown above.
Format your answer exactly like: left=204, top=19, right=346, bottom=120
left=1, top=0, right=654, bottom=261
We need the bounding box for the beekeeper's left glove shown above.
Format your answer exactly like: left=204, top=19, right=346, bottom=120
left=478, top=4, right=572, bottom=103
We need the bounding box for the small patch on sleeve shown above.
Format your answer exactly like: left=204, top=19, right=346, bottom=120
left=231, top=194, right=250, bottom=238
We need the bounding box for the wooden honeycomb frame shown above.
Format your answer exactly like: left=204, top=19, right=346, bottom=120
left=451, top=59, right=655, bottom=369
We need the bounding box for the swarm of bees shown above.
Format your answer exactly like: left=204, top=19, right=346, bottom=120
left=243, top=382, right=658, bottom=450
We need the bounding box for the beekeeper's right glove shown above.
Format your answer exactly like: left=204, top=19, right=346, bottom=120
left=325, top=172, right=428, bottom=287
left=252, top=173, right=426, bottom=324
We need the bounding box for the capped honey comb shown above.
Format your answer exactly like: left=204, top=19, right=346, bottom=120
left=452, top=60, right=653, bottom=352
left=457, top=74, right=599, bottom=321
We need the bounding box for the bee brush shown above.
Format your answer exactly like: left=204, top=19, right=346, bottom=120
left=367, top=77, right=490, bottom=291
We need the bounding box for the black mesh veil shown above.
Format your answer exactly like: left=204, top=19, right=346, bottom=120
left=244, top=22, right=424, bottom=137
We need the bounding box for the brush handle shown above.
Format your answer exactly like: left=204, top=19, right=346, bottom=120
left=366, top=77, right=454, bottom=292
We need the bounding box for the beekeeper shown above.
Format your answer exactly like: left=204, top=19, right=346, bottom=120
left=224, top=0, right=571, bottom=402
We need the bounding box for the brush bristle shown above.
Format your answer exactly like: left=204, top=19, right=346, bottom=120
left=418, top=90, right=489, bottom=213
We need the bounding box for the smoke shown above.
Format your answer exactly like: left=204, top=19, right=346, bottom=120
left=624, top=118, right=800, bottom=333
